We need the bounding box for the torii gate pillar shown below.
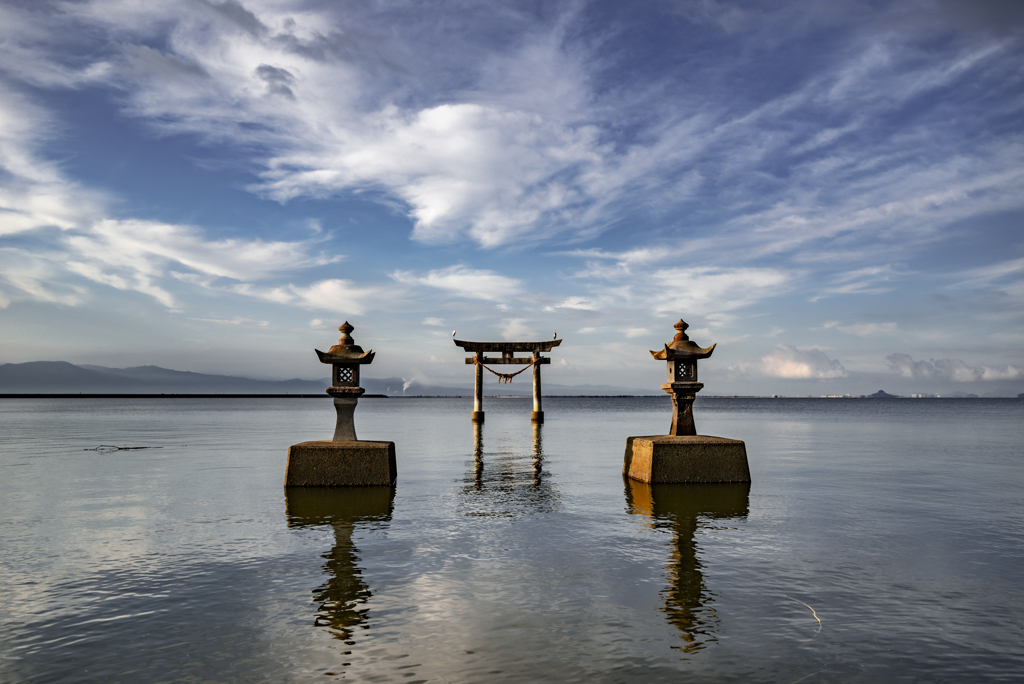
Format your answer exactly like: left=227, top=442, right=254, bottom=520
left=532, top=350, right=543, bottom=422
left=473, top=351, right=484, bottom=423
left=454, top=338, right=562, bottom=423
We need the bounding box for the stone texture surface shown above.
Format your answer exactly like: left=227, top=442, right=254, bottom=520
left=624, top=435, right=750, bottom=483
left=285, top=440, right=397, bottom=486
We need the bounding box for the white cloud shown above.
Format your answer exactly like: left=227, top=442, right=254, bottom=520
left=0, top=249, right=89, bottom=307
left=810, top=265, right=904, bottom=301
left=191, top=316, right=269, bottom=327
left=948, top=257, right=1024, bottom=302
left=501, top=318, right=534, bottom=340
left=886, top=353, right=1023, bottom=382
left=390, top=265, right=522, bottom=301
left=4, top=0, right=1022, bottom=261
left=0, top=83, right=343, bottom=311
left=837, top=322, right=899, bottom=337
left=955, top=257, right=1024, bottom=283
left=58, top=218, right=339, bottom=308
left=648, top=266, right=793, bottom=316
left=544, top=296, right=597, bottom=312
left=762, top=346, right=847, bottom=379
left=233, top=279, right=381, bottom=315
left=625, top=328, right=650, bottom=338
left=422, top=317, right=445, bottom=326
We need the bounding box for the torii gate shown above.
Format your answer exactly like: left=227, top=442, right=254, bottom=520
left=454, top=338, right=562, bottom=423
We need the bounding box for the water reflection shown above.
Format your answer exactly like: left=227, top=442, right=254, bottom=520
left=461, top=421, right=559, bottom=516
left=625, top=480, right=750, bottom=654
left=285, top=487, right=394, bottom=642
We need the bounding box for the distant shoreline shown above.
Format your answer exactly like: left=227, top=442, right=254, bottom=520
left=0, top=393, right=388, bottom=399
left=0, top=394, right=1017, bottom=399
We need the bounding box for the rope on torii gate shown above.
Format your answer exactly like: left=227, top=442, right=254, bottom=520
left=472, top=356, right=537, bottom=384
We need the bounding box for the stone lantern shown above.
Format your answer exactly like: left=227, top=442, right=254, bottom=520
left=285, top=322, right=396, bottom=487
left=652, top=319, right=716, bottom=436
left=316, top=322, right=375, bottom=441
left=623, top=318, right=750, bottom=484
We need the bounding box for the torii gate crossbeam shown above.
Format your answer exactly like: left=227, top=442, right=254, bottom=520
left=454, top=339, right=562, bottom=423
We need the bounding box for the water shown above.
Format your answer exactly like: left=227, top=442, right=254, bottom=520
left=1, top=396, right=1022, bottom=683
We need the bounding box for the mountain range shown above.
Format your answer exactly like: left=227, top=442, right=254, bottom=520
left=0, top=361, right=659, bottom=396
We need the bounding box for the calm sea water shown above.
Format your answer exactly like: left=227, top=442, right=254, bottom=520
left=1, top=396, right=1022, bottom=683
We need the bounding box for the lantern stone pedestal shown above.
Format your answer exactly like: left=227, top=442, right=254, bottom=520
left=623, top=435, right=749, bottom=483
left=285, top=322, right=397, bottom=487
left=624, top=320, right=750, bottom=484
left=285, top=440, right=397, bottom=486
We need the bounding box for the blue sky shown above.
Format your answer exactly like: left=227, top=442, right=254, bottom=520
left=1, top=0, right=1022, bottom=396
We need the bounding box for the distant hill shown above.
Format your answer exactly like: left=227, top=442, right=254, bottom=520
left=868, top=390, right=901, bottom=398
left=0, top=362, right=660, bottom=396
left=0, top=362, right=326, bottom=394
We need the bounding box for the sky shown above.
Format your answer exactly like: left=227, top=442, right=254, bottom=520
left=0, top=0, right=1022, bottom=396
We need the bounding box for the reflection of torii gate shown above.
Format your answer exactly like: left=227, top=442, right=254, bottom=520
left=454, top=338, right=562, bottom=423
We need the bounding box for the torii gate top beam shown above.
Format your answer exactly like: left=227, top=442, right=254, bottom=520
left=453, top=339, right=562, bottom=353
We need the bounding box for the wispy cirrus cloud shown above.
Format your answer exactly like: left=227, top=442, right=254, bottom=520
left=390, top=265, right=523, bottom=301
left=837, top=322, right=899, bottom=337
left=4, top=0, right=1020, bottom=257
left=0, top=82, right=344, bottom=311
left=230, top=279, right=387, bottom=315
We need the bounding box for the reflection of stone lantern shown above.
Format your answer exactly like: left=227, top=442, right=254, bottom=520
left=624, top=479, right=750, bottom=653
left=623, top=318, right=750, bottom=484
left=285, top=322, right=396, bottom=487
left=285, top=486, right=394, bottom=643
left=652, top=319, right=716, bottom=436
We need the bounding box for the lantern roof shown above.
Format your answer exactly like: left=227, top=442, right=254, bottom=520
left=650, top=319, right=716, bottom=360
left=315, top=321, right=376, bottom=365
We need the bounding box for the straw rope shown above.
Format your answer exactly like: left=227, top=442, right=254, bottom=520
left=473, top=357, right=536, bottom=384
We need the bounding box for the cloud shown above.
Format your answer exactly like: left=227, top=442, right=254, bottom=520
left=560, top=257, right=794, bottom=321
left=501, top=318, right=534, bottom=340
left=810, top=265, right=905, bottom=301
left=949, top=257, right=1024, bottom=302
left=762, top=346, right=847, bottom=378
left=0, top=82, right=343, bottom=311
left=886, top=353, right=1023, bottom=382
left=6, top=0, right=1018, bottom=257
left=191, top=316, right=269, bottom=327
left=837, top=322, right=899, bottom=337
left=232, top=279, right=382, bottom=315
left=544, top=296, right=597, bottom=312
left=0, top=248, right=89, bottom=307
left=390, top=265, right=522, bottom=301
left=262, top=104, right=605, bottom=247
left=647, top=266, right=793, bottom=316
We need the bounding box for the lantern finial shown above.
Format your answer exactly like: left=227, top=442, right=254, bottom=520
left=337, top=321, right=354, bottom=346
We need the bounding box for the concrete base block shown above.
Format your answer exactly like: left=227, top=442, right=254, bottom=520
left=285, top=440, right=397, bottom=487
left=624, top=435, right=750, bottom=484
left=531, top=410, right=544, bottom=423
left=471, top=411, right=485, bottom=423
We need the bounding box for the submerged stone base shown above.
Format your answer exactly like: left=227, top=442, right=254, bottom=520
left=624, top=435, right=750, bottom=484
left=285, top=440, right=397, bottom=486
